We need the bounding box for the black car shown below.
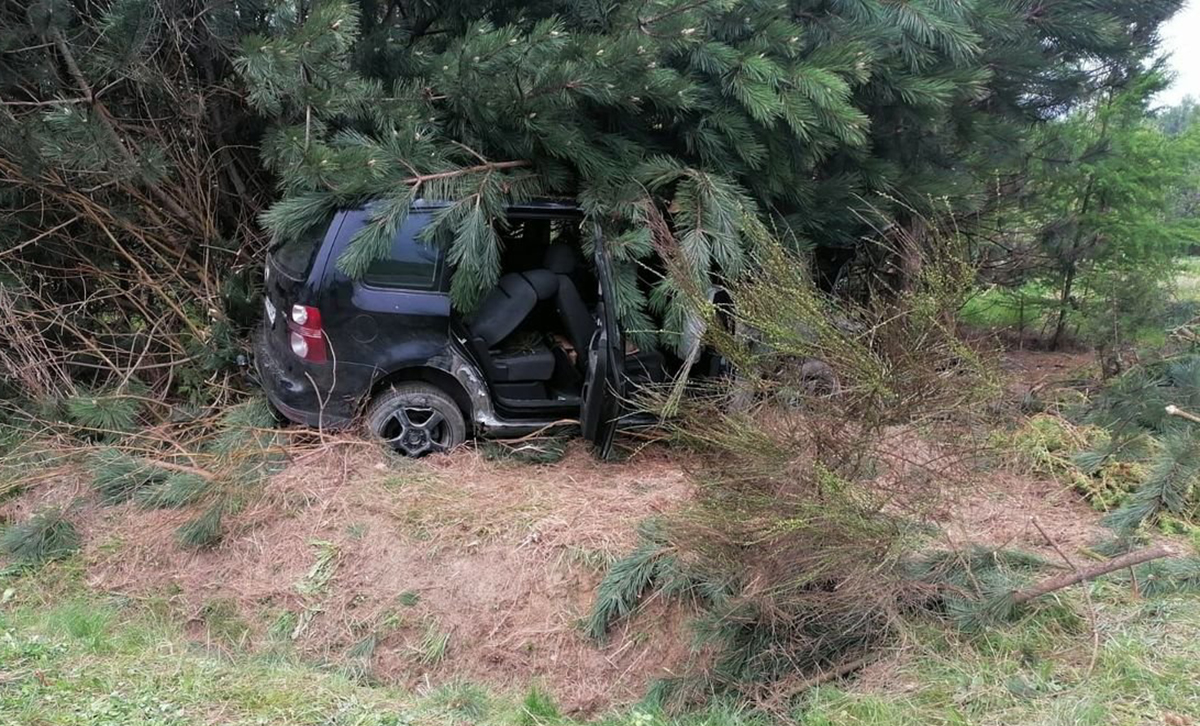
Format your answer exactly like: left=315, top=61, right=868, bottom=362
left=254, top=201, right=706, bottom=458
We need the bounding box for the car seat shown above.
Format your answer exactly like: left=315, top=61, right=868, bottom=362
left=543, top=244, right=596, bottom=358
left=466, top=270, right=559, bottom=382
left=542, top=244, right=667, bottom=383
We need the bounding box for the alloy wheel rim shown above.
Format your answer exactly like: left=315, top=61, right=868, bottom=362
left=381, top=403, right=449, bottom=456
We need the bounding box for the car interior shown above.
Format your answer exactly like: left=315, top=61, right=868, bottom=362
left=457, top=216, right=666, bottom=410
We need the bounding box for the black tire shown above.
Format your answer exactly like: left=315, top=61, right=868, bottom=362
left=798, top=359, right=841, bottom=397
left=366, top=383, right=466, bottom=457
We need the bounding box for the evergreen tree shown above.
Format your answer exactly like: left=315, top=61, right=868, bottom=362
left=0, top=0, right=1187, bottom=391
left=237, top=0, right=1185, bottom=345
left=989, top=76, right=1200, bottom=352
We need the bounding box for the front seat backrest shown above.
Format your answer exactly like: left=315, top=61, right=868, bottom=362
left=467, top=270, right=559, bottom=346
left=543, top=245, right=595, bottom=355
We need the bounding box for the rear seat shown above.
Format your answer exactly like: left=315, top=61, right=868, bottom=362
left=466, top=271, right=559, bottom=382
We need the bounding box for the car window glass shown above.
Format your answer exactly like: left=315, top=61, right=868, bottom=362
left=358, top=214, right=441, bottom=290
left=271, top=218, right=330, bottom=278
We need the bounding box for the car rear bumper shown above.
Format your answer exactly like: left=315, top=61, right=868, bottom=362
left=252, top=323, right=360, bottom=429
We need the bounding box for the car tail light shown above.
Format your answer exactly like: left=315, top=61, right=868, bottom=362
left=286, top=304, right=326, bottom=362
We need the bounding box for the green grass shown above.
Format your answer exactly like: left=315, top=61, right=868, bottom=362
left=959, top=284, right=1058, bottom=332
left=1, top=564, right=1199, bottom=725
left=798, top=586, right=1200, bottom=725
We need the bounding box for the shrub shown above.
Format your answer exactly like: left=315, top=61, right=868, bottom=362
left=592, top=233, right=1003, bottom=699
left=0, top=509, right=81, bottom=568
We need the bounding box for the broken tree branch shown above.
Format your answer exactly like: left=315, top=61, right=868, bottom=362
left=1165, top=404, right=1200, bottom=424
left=1011, top=544, right=1174, bottom=604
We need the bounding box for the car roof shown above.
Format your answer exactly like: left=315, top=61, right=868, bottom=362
left=408, top=199, right=582, bottom=215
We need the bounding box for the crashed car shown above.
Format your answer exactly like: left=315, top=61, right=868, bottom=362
left=253, top=201, right=726, bottom=457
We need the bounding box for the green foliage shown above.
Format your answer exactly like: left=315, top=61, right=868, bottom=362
left=4, top=576, right=1200, bottom=726
left=82, top=395, right=282, bottom=551
left=997, top=414, right=1141, bottom=510
left=88, top=448, right=168, bottom=504
left=176, top=502, right=225, bottom=550
left=198, top=597, right=251, bottom=648
left=135, top=472, right=211, bottom=509
left=0, top=0, right=1189, bottom=405
left=234, top=0, right=1186, bottom=335
left=63, top=390, right=143, bottom=435
left=590, top=233, right=1001, bottom=692
left=516, top=685, right=560, bottom=726
left=0, top=509, right=80, bottom=568
left=904, top=547, right=1050, bottom=632
left=417, top=619, right=451, bottom=665
left=587, top=521, right=683, bottom=641
left=975, top=79, right=1200, bottom=350
left=1101, top=429, right=1200, bottom=534
left=50, top=600, right=116, bottom=653
left=296, top=540, right=340, bottom=596
left=424, top=680, right=490, bottom=721
left=1074, top=354, right=1200, bottom=538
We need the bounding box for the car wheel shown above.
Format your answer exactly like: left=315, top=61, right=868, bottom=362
left=366, top=383, right=466, bottom=457
left=798, top=359, right=841, bottom=397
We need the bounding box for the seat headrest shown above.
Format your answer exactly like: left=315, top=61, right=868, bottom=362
left=544, top=244, right=582, bottom=275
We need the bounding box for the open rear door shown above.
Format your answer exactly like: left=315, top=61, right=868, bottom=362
left=579, top=224, right=626, bottom=459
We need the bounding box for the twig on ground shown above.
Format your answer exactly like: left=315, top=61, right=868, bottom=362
left=1011, top=544, right=1174, bottom=604
left=1031, top=517, right=1100, bottom=677
left=1165, top=404, right=1200, bottom=424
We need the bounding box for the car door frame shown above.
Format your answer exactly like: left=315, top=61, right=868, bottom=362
left=579, top=223, right=626, bottom=459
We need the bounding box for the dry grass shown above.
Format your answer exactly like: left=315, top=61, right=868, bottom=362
left=0, top=345, right=1130, bottom=713
left=1, top=438, right=694, bottom=714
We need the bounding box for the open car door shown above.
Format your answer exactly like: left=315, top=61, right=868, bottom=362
left=579, top=224, right=626, bottom=459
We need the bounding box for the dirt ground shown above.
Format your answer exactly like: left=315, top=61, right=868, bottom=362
left=5, top=441, right=695, bottom=714
left=0, top=349, right=1112, bottom=713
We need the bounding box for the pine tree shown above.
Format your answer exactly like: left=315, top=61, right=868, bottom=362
left=0, top=0, right=1186, bottom=389
left=237, top=0, right=1185, bottom=345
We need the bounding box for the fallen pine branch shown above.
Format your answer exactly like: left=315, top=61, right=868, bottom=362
left=1165, top=404, right=1200, bottom=425
left=1011, top=544, right=1175, bottom=604
left=137, top=457, right=217, bottom=482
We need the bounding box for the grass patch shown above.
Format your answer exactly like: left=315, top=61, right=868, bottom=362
left=960, top=284, right=1059, bottom=333
left=424, top=679, right=491, bottom=721
left=797, top=587, right=1200, bottom=725
left=45, top=599, right=116, bottom=652
left=517, top=684, right=561, bottom=726
left=0, top=559, right=1197, bottom=725
left=417, top=618, right=451, bottom=664
left=199, top=597, right=251, bottom=649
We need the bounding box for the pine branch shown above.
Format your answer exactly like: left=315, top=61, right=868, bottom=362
left=136, top=457, right=217, bottom=482
left=1010, top=544, right=1174, bottom=604
left=1165, top=404, right=1200, bottom=424
left=50, top=29, right=199, bottom=230
left=404, top=160, right=530, bottom=187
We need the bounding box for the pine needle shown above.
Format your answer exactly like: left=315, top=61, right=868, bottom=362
left=135, top=472, right=212, bottom=509
left=176, top=501, right=224, bottom=549
left=88, top=448, right=168, bottom=504
left=0, top=509, right=80, bottom=567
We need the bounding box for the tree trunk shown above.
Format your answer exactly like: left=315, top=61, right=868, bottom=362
left=1051, top=263, right=1075, bottom=351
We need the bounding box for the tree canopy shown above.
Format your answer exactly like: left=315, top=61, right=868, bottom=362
left=0, top=0, right=1189, bottom=390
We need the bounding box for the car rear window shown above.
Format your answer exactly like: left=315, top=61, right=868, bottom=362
left=270, top=220, right=330, bottom=279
